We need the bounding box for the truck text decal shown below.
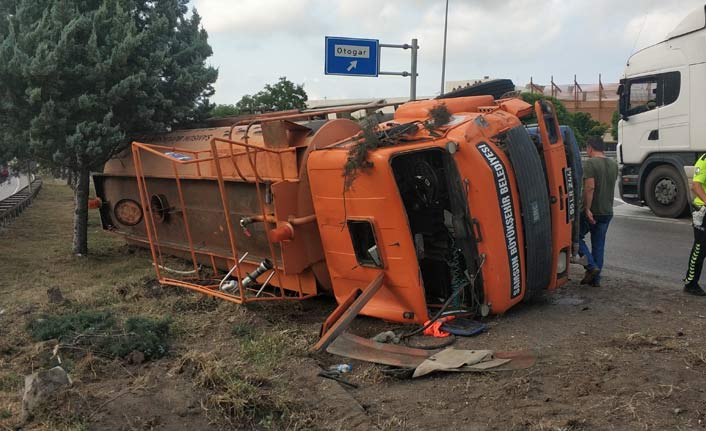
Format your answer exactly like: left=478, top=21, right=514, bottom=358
left=564, top=167, right=575, bottom=224
left=476, top=142, right=522, bottom=298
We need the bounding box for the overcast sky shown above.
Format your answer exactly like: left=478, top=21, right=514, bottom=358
left=190, top=0, right=706, bottom=103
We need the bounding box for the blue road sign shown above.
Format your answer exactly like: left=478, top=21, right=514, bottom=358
left=325, top=36, right=379, bottom=77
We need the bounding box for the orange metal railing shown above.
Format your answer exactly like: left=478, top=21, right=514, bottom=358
left=131, top=136, right=317, bottom=304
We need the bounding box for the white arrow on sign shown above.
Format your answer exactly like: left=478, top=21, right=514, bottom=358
left=347, top=60, right=357, bottom=71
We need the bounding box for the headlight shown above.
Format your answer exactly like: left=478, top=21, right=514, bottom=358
left=557, top=250, right=568, bottom=274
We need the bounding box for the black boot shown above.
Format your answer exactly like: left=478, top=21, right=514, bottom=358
left=684, top=284, right=706, bottom=296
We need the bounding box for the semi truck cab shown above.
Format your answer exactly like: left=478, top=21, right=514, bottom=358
left=618, top=5, right=706, bottom=217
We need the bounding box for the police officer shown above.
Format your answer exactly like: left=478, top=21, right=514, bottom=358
left=683, top=154, right=706, bottom=296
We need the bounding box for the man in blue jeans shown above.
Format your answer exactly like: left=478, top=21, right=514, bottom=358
left=579, top=136, right=618, bottom=287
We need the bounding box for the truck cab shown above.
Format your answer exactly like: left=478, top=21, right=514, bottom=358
left=618, top=5, right=706, bottom=217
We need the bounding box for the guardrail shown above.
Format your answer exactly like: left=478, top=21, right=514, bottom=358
left=0, top=178, right=43, bottom=229
left=580, top=151, right=617, bottom=161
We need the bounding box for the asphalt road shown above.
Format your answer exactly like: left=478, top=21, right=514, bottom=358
left=0, top=174, right=29, bottom=201
left=600, top=184, right=692, bottom=286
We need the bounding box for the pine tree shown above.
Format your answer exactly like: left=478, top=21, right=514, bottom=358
left=0, top=0, right=217, bottom=255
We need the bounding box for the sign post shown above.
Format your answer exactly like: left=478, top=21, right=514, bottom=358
left=325, top=37, right=379, bottom=77
left=325, top=36, right=419, bottom=100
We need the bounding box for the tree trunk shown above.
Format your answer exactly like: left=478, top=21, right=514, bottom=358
left=27, top=161, right=32, bottom=194
left=72, top=168, right=90, bottom=256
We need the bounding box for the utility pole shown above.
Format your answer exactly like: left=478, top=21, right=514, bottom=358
left=440, top=0, right=449, bottom=95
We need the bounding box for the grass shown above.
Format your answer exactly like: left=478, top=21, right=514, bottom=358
left=0, top=183, right=316, bottom=430
left=239, top=330, right=307, bottom=371
left=169, top=325, right=311, bottom=428
left=0, top=373, right=23, bottom=393
left=173, top=349, right=298, bottom=429
left=231, top=322, right=254, bottom=339
left=0, top=183, right=155, bottom=310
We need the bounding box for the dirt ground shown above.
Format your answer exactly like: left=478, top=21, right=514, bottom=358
left=2, top=184, right=706, bottom=431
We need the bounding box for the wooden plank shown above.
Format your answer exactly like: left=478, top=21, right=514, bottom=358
left=312, top=272, right=384, bottom=353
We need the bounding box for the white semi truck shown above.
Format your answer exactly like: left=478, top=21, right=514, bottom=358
left=618, top=5, right=706, bottom=217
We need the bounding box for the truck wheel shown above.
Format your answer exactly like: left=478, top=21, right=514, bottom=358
left=644, top=165, right=688, bottom=218
left=436, top=79, right=515, bottom=100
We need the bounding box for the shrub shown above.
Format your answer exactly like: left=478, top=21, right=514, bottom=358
left=102, top=316, right=171, bottom=360
left=27, top=310, right=114, bottom=342
left=27, top=311, right=171, bottom=361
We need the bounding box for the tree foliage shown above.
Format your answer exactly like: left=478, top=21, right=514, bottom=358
left=519, top=93, right=573, bottom=126
left=209, top=78, right=308, bottom=118
left=232, top=77, right=307, bottom=115
left=209, top=103, right=240, bottom=118
left=0, top=0, right=218, bottom=254
left=611, top=110, right=620, bottom=141
left=520, top=93, right=608, bottom=148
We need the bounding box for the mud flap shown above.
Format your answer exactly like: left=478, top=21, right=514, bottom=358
left=504, top=126, right=552, bottom=299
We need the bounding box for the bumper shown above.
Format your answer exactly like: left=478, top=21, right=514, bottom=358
left=619, top=171, right=641, bottom=206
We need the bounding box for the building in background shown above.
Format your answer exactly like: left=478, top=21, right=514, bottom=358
left=524, top=77, right=618, bottom=125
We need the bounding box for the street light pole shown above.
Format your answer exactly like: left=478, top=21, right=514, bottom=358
left=440, top=0, right=449, bottom=95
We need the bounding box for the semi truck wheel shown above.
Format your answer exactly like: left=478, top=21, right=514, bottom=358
left=644, top=165, right=688, bottom=218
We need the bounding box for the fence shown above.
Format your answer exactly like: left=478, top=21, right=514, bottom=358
left=527, top=74, right=619, bottom=125
left=0, top=178, right=43, bottom=229
left=580, top=151, right=617, bottom=161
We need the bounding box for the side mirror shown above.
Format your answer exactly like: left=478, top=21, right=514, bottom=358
left=619, top=93, right=629, bottom=121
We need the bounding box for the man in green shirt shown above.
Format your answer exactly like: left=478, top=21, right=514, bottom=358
left=579, top=136, right=619, bottom=287
left=683, top=154, right=706, bottom=296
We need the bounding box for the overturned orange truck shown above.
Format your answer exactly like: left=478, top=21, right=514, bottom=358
left=94, top=90, right=578, bottom=328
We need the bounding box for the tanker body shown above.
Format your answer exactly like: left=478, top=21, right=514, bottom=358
left=94, top=94, right=577, bottom=325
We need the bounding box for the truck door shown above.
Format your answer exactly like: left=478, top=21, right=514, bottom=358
left=620, top=75, right=661, bottom=162
left=658, top=69, right=690, bottom=151
left=534, top=100, right=572, bottom=288
left=690, top=63, right=706, bottom=155
left=306, top=148, right=430, bottom=324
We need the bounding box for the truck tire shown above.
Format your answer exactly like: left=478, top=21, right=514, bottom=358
left=644, top=165, right=688, bottom=218
left=504, top=127, right=553, bottom=300
left=436, top=79, right=515, bottom=100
